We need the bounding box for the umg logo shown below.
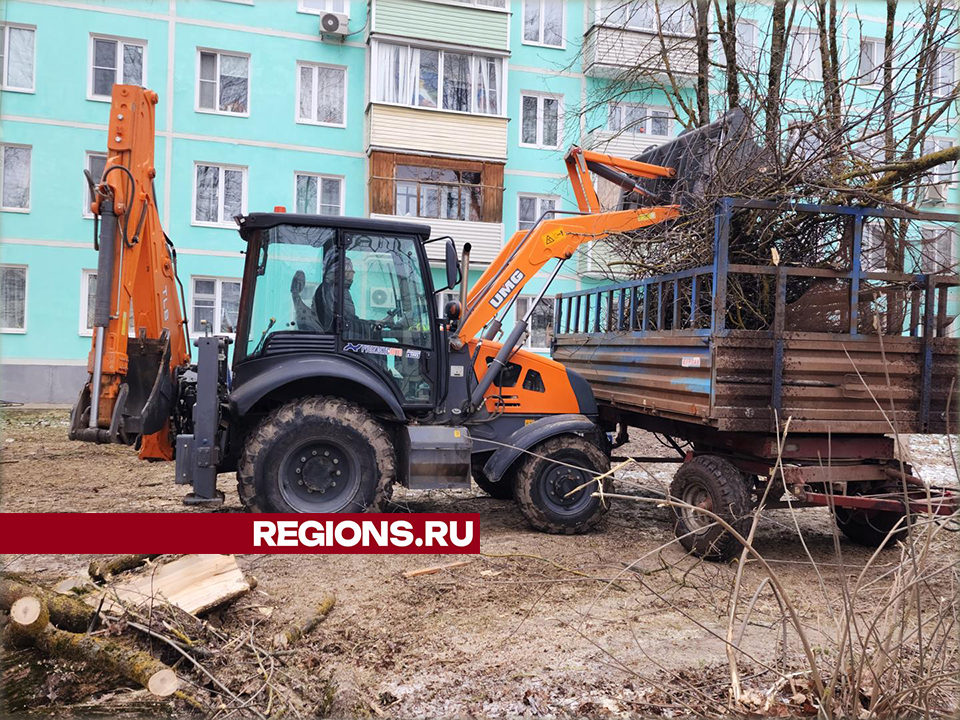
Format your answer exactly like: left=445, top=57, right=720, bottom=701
left=489, top=270, right=526, bottom=309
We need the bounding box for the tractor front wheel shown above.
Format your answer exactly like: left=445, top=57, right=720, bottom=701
left=237, top=397, right=394, bottom=513
left=513, top=435, right=610, bottom=534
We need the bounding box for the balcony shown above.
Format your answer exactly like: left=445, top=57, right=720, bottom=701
left=583, top=24, right=698, bottom=84
left=367, top=103, right=508, bottom=161
left=370, top=214, right=504, bottom=265
left=371, top=0, right=510, bottom=52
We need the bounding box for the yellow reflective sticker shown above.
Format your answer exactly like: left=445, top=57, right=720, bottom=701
left=121, top=312, right=127, bottom=337
left=525, top=419, right=534, bottom=425
left=454, top=430, right=461, bottom=438
left=543, top=228, right=566, bottom=248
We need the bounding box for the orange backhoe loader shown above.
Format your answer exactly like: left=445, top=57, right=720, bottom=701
left=70, top=85, right=679, bottom=531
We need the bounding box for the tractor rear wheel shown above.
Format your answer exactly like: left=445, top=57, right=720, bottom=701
left=472, top=457, right=513, bottom=499
left=237, top=396, right=394, bottom=513
left=669, top=455, right=753, bottom=561
left=513, top=435, right=610, bottom=534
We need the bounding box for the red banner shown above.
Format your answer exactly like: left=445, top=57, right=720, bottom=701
left=0, top=514, right=480, bottom=554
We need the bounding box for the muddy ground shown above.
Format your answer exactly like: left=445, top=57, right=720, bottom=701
left=1, top=409, right=958, bottom=717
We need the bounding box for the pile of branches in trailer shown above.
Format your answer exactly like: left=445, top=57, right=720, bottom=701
left=580, top=0, right=959, bottom=333
left=1, top=555, right=337, bottom=717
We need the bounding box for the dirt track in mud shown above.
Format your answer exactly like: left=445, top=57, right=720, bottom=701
left=2, top=409, right=958, bottom=717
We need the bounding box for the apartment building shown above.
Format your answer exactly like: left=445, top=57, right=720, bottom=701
left=0, top=0, right=955, bottom=402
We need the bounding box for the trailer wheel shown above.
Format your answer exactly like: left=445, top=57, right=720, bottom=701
left=834, top=487, right=909, bottom=547
left=472, top=457, right=513, bottom=499
left=669, top=455, right=753, bottom=561
left=237, top=396, right=394, bottom=513
left=514, top=435, right=610, bottom=534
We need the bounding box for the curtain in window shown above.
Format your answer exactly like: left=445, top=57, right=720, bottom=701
left=474, top=56, right=501, bottom=115
left=542, top=2, right=563, bottom=45
left=7, top=27, right=34, bottom=88
left=296, top=174, right=318, bottom=214
left=199, top=52, right=218, bottom=109
left=376, top=43, right=418, bottom=105
left=0, top=266, right=26, bottom=329
left=299, top=66, right=314, bottom=119
left=123, top=43, right=143, bottom=85
left=2, top=146, right=30, bottom=209
left=417, top=49, right=439, bottom=108
left=443, top=52, right=471, bottom=112
left=223, top=169, right=243, bottom=220
left=320, top=178, right=341, bottom=215
left=195, top=165, right=219, bottom=222
left=219, top=55, right=248, bottom=113
left=316, top=66, right=344, bottom=124
left=220, top=282, right=241, bottom=333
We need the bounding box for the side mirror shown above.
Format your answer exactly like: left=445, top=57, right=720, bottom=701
left=444, top=238, right=459, bottom=291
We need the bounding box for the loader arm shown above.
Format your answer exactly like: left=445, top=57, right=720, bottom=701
left=69, top=85, right=190, bottom=460
left=457, top=146, right=679, bottom=345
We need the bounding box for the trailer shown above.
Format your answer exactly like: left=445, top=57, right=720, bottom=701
left=553, top=198, right=960, bottom=559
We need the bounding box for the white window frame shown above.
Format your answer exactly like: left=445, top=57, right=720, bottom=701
left=83, top=151, right=108, bottom=218
left=79, top=269, right=97, bottom=336
left=735, top=19, right=759, bottom=72
left=925, top=136, right=957, bottom=188
left=298, top=0, right=349, bottom=17
left=933, top=48, right=957, bottom=98
left=371, top=40, right=507, bottom=118
left=87, top=34, right=147, bottom=102
left=607, top=103, right=672, bottom=137
left=858, top=37, right=885, bottom=87
left=295, top=61, right=347, bottom=128
left=191, top=162, right=248, bottom=228
left=600, top=0, right=693, bottom=35
left=0, top=143, right=32, bottom=213
left=294, top=172, right=345, bottom=215
left=790, top=29, right=822, bottom=82
left=515, top=295, right=554, bottom=352
left=190, top=276, right=243, bottom=337
left=519, top=92, right=563, bottom=149
left=195, top=48, right=251, bottom=117
left=920, top=227, right=955, bottom=273
left=0, top=23, right=36, bottom=93
left=517, top=193, right=559, bottom=231
left=1, top=264, right=28, bottom=333
left=522, top=0, right=565, bottom=49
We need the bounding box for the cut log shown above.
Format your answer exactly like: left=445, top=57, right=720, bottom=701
left=0, top=574, right=98, bottom=633
left=88, top=555, right=161, bottom=583
left=9, top=596, right=49, bottom=638
left=273, top=592, right=336, bottom=648
left=33, top=625, right=180, bottom=697
left=86, top=554, right=250, bottom=616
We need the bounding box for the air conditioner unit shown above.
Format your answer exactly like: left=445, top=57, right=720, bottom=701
left=368, top=287, right=393, bottom=309
left=926, top=181, right=949, bottom=204
left=320, top=12, right=349, bottom=37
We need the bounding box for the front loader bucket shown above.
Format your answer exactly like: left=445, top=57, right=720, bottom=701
left=69, top=331, right=174, bottom=447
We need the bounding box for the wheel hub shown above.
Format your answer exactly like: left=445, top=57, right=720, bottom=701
left=544, top=467, right=586, bottom=507
left=281, top=441, right=356, bottom=507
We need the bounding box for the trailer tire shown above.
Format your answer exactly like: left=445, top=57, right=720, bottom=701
left=669, top=455, right=753, bottom=561
left=472, top=458, right=513, bottom=499
left=237, top=396, right=394, bottom=513
left=513, top=435, right=610, bottom=534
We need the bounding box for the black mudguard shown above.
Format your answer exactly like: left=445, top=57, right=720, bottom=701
left=481, top=414, right=605, bottom=483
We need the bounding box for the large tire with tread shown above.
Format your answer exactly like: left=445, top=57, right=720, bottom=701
left=472, top=457, right=513, bottom=499
left=835, top=487, right=908, bottom=547
left=669, top=455, right=753, bottom=561
left=237, top=396, right=394, bottom=513
left=514, top=435, right=610, bottom=534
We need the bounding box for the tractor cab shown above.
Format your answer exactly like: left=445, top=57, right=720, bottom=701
left=232, top=213, right=457, bottom=415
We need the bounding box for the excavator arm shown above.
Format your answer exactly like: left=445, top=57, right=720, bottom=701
left=457, top=146, right=679, bottom=345
left=69, top=85, right=190, bottom=460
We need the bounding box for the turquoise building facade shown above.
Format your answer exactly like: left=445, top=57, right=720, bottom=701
left=0, top=0, right=956, bottom=402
